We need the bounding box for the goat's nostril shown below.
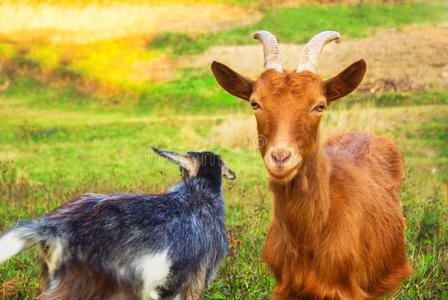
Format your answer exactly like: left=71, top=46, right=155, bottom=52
left=271, top=150, right=291, bottom=164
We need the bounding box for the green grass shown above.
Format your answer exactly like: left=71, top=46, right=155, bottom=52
left=0, top=74, right=246, bottom=114
left=0, top=81, right=447, bottom=299
left=4, top=75, right=448, bottom=115
left=149, top=1, right=448, bottom=55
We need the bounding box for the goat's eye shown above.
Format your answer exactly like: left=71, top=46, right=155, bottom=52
left=313, top=104, right=326, bottom=112
left=251, top=102, right=261, bottom=110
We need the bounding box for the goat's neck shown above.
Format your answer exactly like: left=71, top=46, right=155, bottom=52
left=269, top=145, right=331, bottom=247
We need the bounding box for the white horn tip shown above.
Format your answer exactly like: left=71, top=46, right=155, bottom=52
left=296, top=31, right=342, bottom=73
left=253, top=30, right=269, bottom=40
left=322, top=31, right=341, bottom=41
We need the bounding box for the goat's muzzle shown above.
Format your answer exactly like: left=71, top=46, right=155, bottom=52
left=264, top=146, right=302, bottom=182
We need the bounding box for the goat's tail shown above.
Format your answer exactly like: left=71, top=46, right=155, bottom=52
left=0, top=220, right=43, bottom=263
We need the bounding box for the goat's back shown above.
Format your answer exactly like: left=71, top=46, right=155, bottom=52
left=325, top=132, right=404, bottom=192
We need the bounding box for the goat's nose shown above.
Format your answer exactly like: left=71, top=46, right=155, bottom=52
left=271, top=149, right=291, bottom=165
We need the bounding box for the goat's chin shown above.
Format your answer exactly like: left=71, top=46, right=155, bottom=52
left=266, top=166, right=299, bottom=184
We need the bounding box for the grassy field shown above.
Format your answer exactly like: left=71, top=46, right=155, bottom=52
left=0, top=78, right=447, bottom=299
left=1, top=0, right=448, bottom=299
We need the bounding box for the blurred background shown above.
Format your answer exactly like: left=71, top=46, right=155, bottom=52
left=0, top=0, right=447, bottom=299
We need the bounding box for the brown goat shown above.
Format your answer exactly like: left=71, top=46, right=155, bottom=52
left=211, top=31, right=413, bottom=299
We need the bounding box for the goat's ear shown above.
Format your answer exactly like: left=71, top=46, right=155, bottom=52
left=325, top=59, right=366, bottom=102
left=211, top=61, right=253, bottom=101
left=152, top=147, right=197, bottom=175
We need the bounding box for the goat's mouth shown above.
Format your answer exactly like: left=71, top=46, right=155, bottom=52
left=265, top=164, right=300, bottom=183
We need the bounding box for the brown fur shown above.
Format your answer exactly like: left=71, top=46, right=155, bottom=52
left=211, top=59, right=413, bottom=299
left=180, top=265, right=207, bottom=300
left=40, top=263, right=124, bottom=300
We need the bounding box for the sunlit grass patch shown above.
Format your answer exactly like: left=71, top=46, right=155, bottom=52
left=1, top=38, right=162, bottom=88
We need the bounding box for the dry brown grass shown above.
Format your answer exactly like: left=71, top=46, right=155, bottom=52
left=211, top=115, right=258, bottom=149
left=185, top=26, right=448, bottom=93
left=207, top=104, right=446, bottom=151
left=1, top=278, right=21, bottom=297
left=323, top=104, right=447, bottom=141
left=0, top=1, right=261, bottom=44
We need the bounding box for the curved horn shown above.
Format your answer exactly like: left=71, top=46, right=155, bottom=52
left=296, top=31, right=340, bottom=73
left=253, top=31, right=282, bottom=72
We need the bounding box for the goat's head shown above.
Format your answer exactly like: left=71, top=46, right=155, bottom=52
left=152, top=147, right=236, bottom=180
left=211, top=31, right=366, bottom=183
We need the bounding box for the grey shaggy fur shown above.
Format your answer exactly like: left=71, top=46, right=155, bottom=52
left=0, top=150, right=233, bottom=300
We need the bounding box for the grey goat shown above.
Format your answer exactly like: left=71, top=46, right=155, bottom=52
left=0, top=148, right=235, bottom=300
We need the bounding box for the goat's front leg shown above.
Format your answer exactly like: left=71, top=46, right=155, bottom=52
left=180, top=283, right=205, bottom=300
left=180, top=271, right=207, bottom=300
